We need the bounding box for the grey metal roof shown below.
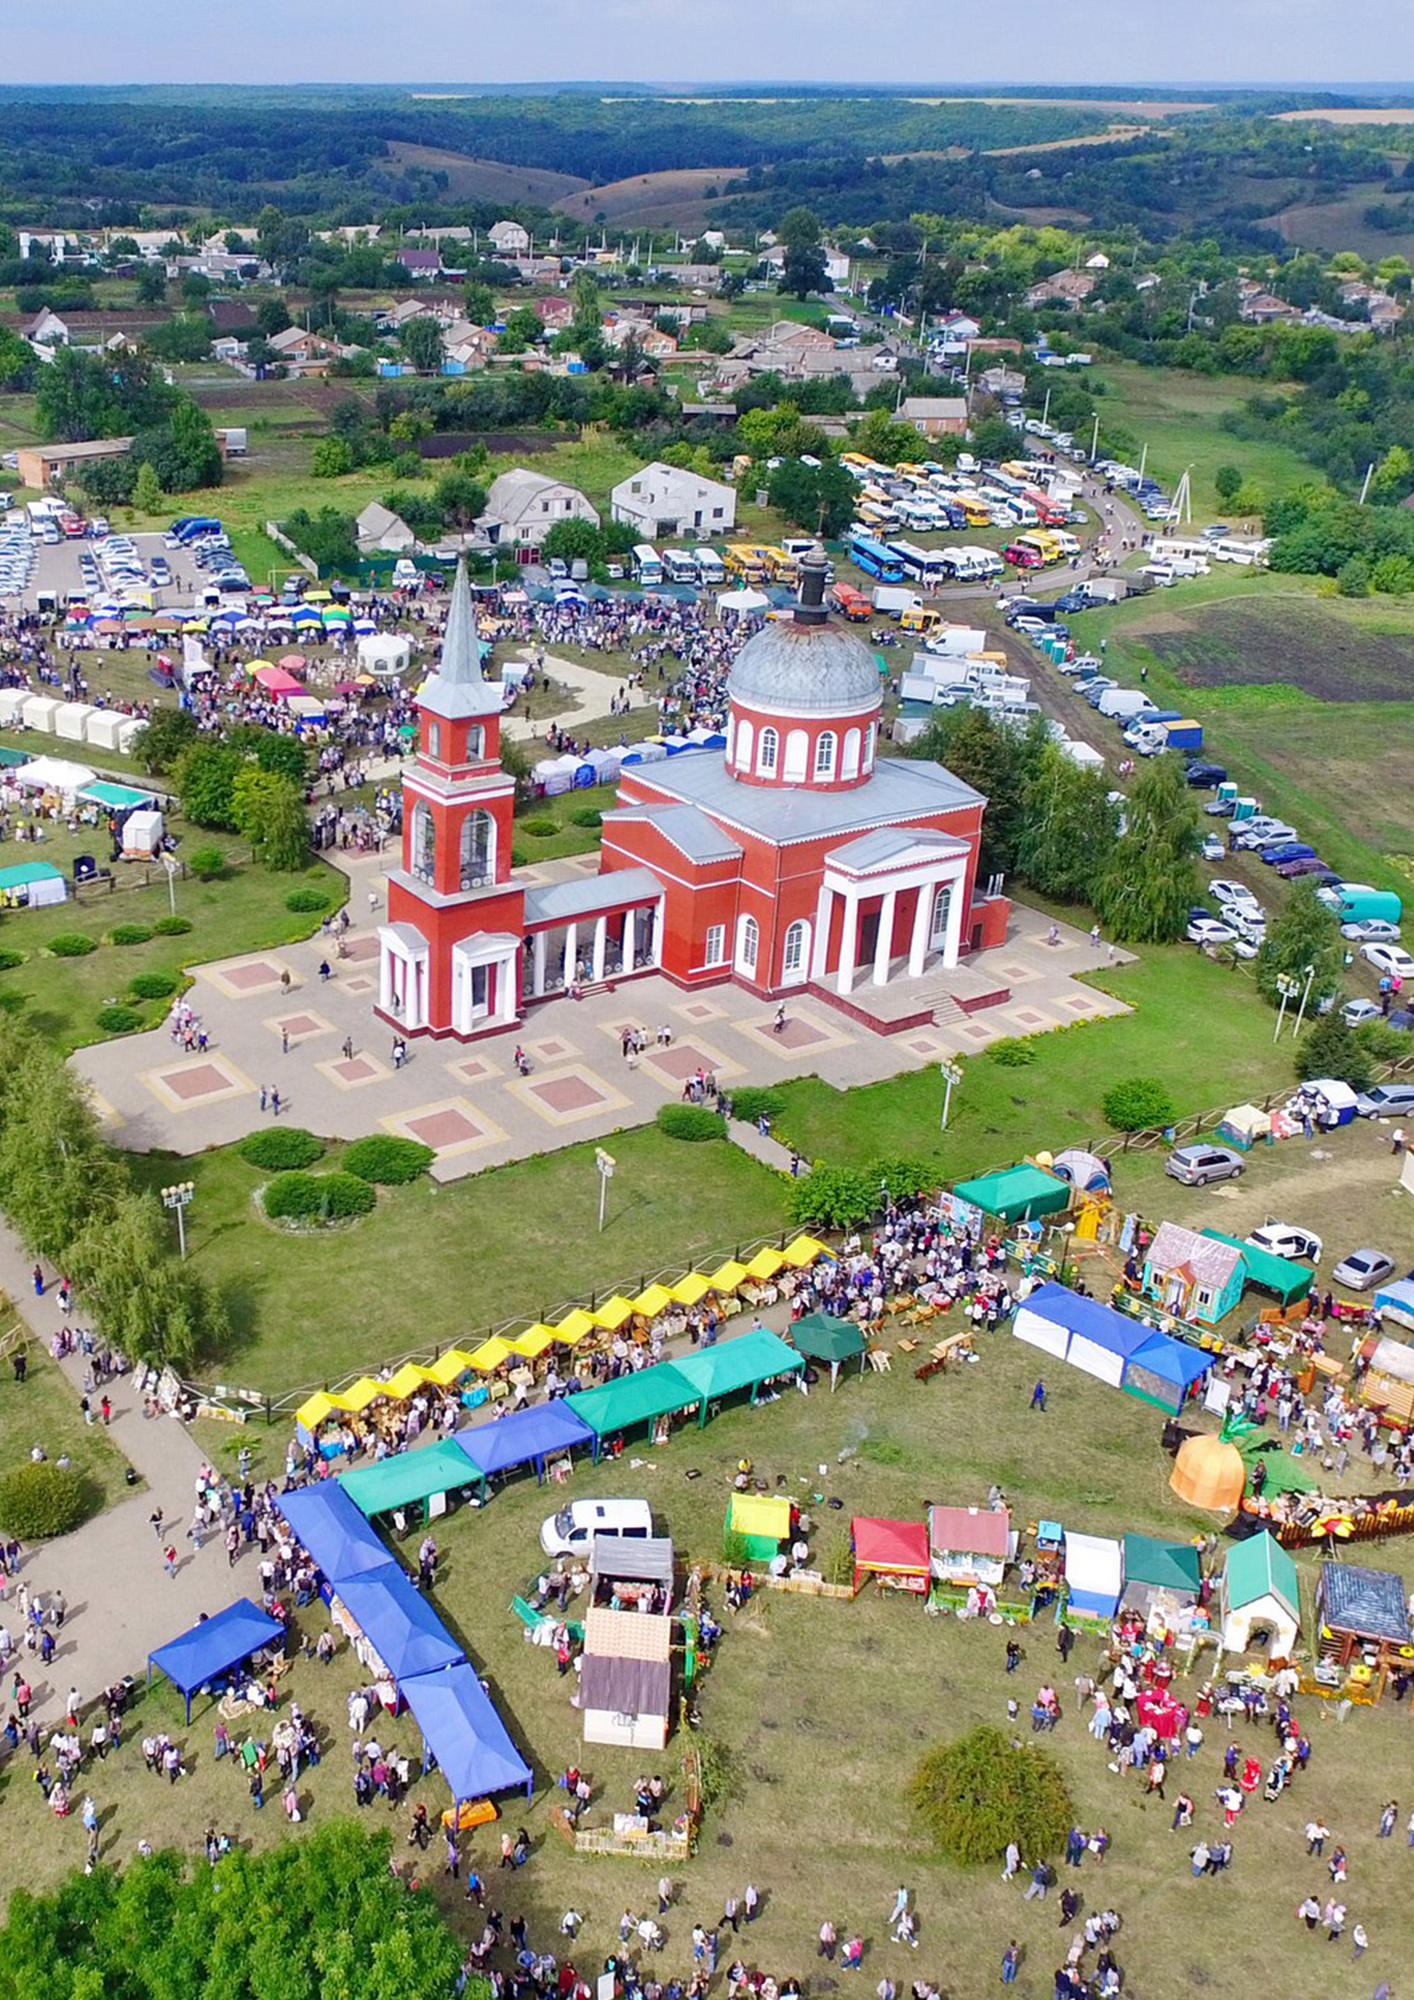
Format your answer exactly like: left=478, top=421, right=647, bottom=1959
left=828, top=826, right=971, bottom=874
left=627, top=755, right=983, bottom=847
left=1319, top=1561, right=1411, bottom=1644
left=728, top=614, right=882, bottom=715
left=523, top=867, right=662, bottom=926
left=604, top=804, right=743, bottom=866
left=578, top=1653, right=671, bottom=1718
left=417, top=559, right=501, bottom=720
left=590, top=1535, right=675, bottom=1587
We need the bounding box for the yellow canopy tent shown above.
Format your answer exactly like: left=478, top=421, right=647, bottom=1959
left=424, top=1349, right=474, bottom=1387
left=730, top=1492, right=793, bottom=1542
left=783, top=1234, right=829, bottom=1267
left=384, top=1362, right=431, bottom=1401
left=709, top=1259, right=749, bottom=1292
left=745, top=1246, right=786, bottom=1281
left=633, top=1283, right=676, bottom=1318
left=341, top=1377, right=387, bottom=1412
left=509, top=1324, right=559, bottom=1358
left=554, top=1308, right=598, bottom=1345
left=467, top=1337, right=514, bottom=1372
left=592, top=1295, right=638, bottom=1331
left=671, top=1272, right=714, bottom=1307
left=296, top=1390, right=345, bottom=1434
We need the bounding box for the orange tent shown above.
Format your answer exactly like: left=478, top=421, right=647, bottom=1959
left=1169, top=1433, right=1245, bottom=1512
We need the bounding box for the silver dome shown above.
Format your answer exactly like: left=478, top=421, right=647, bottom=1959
left=727, top=616, right=882, bottom=715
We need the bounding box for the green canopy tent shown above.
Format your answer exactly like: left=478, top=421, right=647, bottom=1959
left=1200, top=1229, right=1311, bottom=1309
left=82, top=781, right=158, bottom=812
left=1121, top=1533, right=1202, bottom=1620
left=788, top=1312, right=868, bottom=1391
left=951, top=1164, right=1071, bottom=1225
left=674, top=1329, right=804, bottom=1423
left=569, top=1361, right=700, bottom=1457
left=338, top=1439, right=479, bottom=1523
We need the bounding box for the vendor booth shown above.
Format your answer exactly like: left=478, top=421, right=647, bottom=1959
left=358, top=632, right=412, bottom=675
left=726, top=1492, right=794, bottom=1562
left=1373, top=1281, right=1414, bottom=1334
left=1302, top=1078, right=1360, bottom=1128
left=0, top=861, right=67, bottom=908
left=121, top=807, right=165, bottom=859
left=1123, top=1332, right=1217, bottom=1415
left=274, top=1484, right=398, bottom=1586
left=788, top=1311, right=868, bottom=1389
left=401, top=1659, right=533, bottom=1802
left=453, top=1402, right=593, bottom=1494
left=928, top=1504, right=1013, bottom=1590
left=330, top=1564, right=465, bottom=1686
left=851, top=1516, right=931, bottom=1595
left=951, top=1163, right=1071, bottom=1224
left=1358, top=1335, right=1414, bottom=1427
left=673, top=1328, right=804, bottom=1420
left=148, top=1598, right=286, bottom=1721
left=591, top=1534, right=675, bottom=1613
left=1142, top=1222, right=1246, bottom=1325
left=578, top=1607, right=673, bottom=1750
left=1063, top=1531, right=1123, bottom=1623
left=1014, top=1282, right=1152, bottom=1387
left=339, top=1439, right=479, bottom=1526
left=1219, top=1531, right=1300, bottom=1659
left=1121, top=1534, right=1202, bottom=1626
left=1315, top=1560, right=1413, bottom=1699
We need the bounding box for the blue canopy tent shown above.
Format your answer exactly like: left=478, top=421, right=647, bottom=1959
left=1124, top=1332, right=1217, bottom=1414
left=331, top=1566, right=465, bottom=1681
left=453, top=1402, right=594, bottom=1492
left=401, top=1661, right=534, bottom=1802
left=274, top=1485, right=393, bottom=1585
left=148, top=1598, right=286, bottom=1721
left=1013, top=1282, right=1151, bottom=1387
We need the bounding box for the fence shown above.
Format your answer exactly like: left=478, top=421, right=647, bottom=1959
left=1090, top=1050, right=1414, bottom=1162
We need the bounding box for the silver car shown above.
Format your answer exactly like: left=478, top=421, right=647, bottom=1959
left=1164, top=1144, right=1245, bottom=1187
left=1332, top=1248, right=1394, bottom=1292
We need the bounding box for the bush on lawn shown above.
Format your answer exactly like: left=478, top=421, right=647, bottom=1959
left=1101, top=1076, right=1176, bottom=1132
left=239, top=1127, right=324, bottom=1170
left=0, top=1462, right=95, bottom=1539
left=187, top=846, right=228, bottom=882
left=108, top=923, right=153, bottom=946
left=988, top=1036, right=1036, bottom=1067
left=510, top=848, right=528, bottom=867
left=1297, top=1011, right=1374, bottom=1090
left=0, top=992, right=24, bottom=1016
left=342, top=1134, right=435, bottom=1185
left=519, top=816, right=559, bottom=838
left=95, top=1005, right=143, bottom=1033
left=47, top=934, right=97, bottom=958
left=152, top=915, right=193, bottom=937
left=1355, top=1019, right=1411, bottom=1063
left=0, top=949, right=24, bottom=970
left=285, top=887, right=331, bottom=915
left=569, top=806, right=603, bottom=829
left=728, top=1086, right=786, bottom=1127
left=909, top=1726, right=1073, bottom=1865
left=128, top=970, right=179, bottom=1001
left=261, top=1170, right=376, bottom=1224
left=786, top=1163, right=880, bottom=1229
left=656, top=1103, right=724, bottom=1142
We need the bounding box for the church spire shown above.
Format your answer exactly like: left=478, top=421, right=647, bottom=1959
left=418, top=558, right=501, bottom=719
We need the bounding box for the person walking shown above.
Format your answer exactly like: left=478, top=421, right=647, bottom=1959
left=817, top=1921, right=837, bottom=1961
left=743, top=1883, right=759, bottom=1924
left=1378, top=1799, right=1397, bottom=1838
left=1002, top=1840, right=1021, bottom=1882
left=1350, top=1923, right=1368, bottom=1961
left=162, top=1543, right=178, bottom=1579
left=1024, top=1861, right=1050, bottom=1902
left=1030, top=1378, right=1047, bottom=1413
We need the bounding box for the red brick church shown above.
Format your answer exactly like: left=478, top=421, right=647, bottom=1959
left=379, top=551, right=1007, bottom=1039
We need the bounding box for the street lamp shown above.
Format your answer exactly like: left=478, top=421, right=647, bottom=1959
left=594, top=1148, right=616, bottom=1234
left=940, top=1059, right=963, bottom=1131
left=1290, top=963, right=1317, bottom=1041
left=1273, top=972, right=1300, bottom=1043
left=161, top=1180, right=194, bottom=1259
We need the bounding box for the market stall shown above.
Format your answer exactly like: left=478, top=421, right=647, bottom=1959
left=452, top=1402, right=594, bottom=1494
left=928, top=1504, right=1013, bottom=1590
left=329, top=1564, right=465, bottom=1686
left=1063, top=1531, right=1123, bottom=1624
left=577, top=1607, right=673, bottom=1750
left=951, top=1163, right=1071, bottom=1225
left=401, top=1659, right=533, bottom=1802
left=274, top=1484, right=399, bottom=1586
left=148, top=1598, right=286, bottom=1721
left=338, top=1439, right=478, bottom=1526
left=1219, top=1531, right=1300, bottom=1659
left=1122, top=1332, right=1217, bottom=1415
left=1315, top=1559, right=1414, bottom=1699
left=725, top=1492, right=795, bottom=1562
left=788, top=1311, right=868, bottom=1390
left=851, top=1516, right=930, bottom=1596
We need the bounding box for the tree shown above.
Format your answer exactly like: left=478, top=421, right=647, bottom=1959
left=1296, top=1010, right=1375, bottom=1090
left=463, top=281, right=496, bottom=326
left=767, top=457, right=857, bottom=538
left=908, top=708, right=1047, bottom=878
left=497, top=305, right=542, bottom=355
left=541, top=518, right=604, bottom=565
left=173, top=741, right=243, bottom=830
left=135, top=261, right=167, bottom=305
left=133, top=705, right=198, bottom=775
left=852, top=407, right=926, bottom=465
left=0, top=326, right=35, bottom=391
left=1015, top=745, right=1119, bottom=904
left=400, top=315, right=446, bottom=373
left=1092, top=754, right=1201, bottom=943
left=230, top=768, right=310, bottom=871
left=909, top=1726, right=1073, bottom=1866
left=434, top=466, right=487, bottom=532
left=132, top=460, right=164, bottom=515
left=312, top=435, right=355, bottom=478
left=0, top=1049, right=121, bottom=1260
left=777, top=206, right=829, bottom=299
left=1102, top=1077, right=1178, bottom=1132
left=68, top=1187, right=223, bottom=1371
left=1255, top=878, right=1344, bottom=1007
left=1213, top=464, right=1244, bottom=504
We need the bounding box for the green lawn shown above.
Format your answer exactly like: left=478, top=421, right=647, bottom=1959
left=0, top=1340, right=136, bottom=1511
left=513, top=782, right=616, bottom=862
left=126, top=1125, right=791, bottom=1399
left=1095, top=361, right=1322, bottom=517
left=0, top=851, right=345, bottom=1052
left=773, top=942, right=1291, bottom=1176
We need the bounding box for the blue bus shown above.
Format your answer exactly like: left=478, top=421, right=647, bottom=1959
left=848, top=534, right=904, bottom=583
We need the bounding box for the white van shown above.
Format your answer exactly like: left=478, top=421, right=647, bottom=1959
left=539, top=1497, right=653, bottom=1557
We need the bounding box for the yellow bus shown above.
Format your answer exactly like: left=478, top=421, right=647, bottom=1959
left=1010, top=532, right=1065, bottom=567
left=724, top=544, right=769, bottom=583
left=959, top=495, right=994, bottom=528
left=754, top=545, right=800, bottom=585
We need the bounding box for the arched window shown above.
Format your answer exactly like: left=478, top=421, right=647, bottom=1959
left=467, top=725, right=485, bottom=760
left=930, top=881, right=953, bottom=948
left=427, top=721, right=442, bottom=760
left=841, top=728, right=862, bottom=781
left=814, top=731, right=837, bottom=779
left=411, top=801, right=435, bottom=884
left=864, top=720, right=878, bottom=772
left=737, top=913, right=759, bottom=973
left=734, top=718, right=753, bottom=772
left=757, top=727, right=778, bottom=775
left=460, top=810, right=495, bottom=888
left=725, top=716, right=737, bottom=765
left=782, top=918, right=810, bottom=984
left=783, top=728, right=808, bottom=783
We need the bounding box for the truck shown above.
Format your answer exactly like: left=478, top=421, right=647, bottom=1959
left=871, top=585, right=921, bottom=618
left=1080, top=578, right=1123, bottom=604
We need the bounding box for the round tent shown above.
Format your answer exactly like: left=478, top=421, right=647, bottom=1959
left=1051, top=1148, right=1110, bottom=1194
left=1170, top=1433, right=1245, bottom=1512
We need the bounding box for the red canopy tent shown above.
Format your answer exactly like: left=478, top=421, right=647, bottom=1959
left=252, top=665, right=302, bottom=697
left=851, top=1516, right=930, bottom=1595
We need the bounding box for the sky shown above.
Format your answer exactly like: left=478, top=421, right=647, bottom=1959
left=7, top=0, right=1414, bottom=87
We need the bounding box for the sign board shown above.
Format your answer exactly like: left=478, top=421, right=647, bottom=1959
left=596, top=1149, right=616, bottom=1178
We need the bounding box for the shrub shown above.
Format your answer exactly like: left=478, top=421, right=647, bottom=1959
left=152, top=915, right=193, bottom=937
left=262, top=1170, right=376, bottom=1224
left=728, top=1086, right=786, bottom=1127
left=0, top=1462, right=94, bottom=1539
left=187, top=846, right=229, bottom=881
left=519, top=816, right=559, bottom=837
left=108, top=923, right=153, bottom=946
left=0, top=992, right=24, bottom=1016
left=239, top=1126, right=324, bottom=1170
left=128, top=970, right=179, bottom=1000
left=342, top=1134, right=434, bottom=1185
left=656, top=1103, right=724, bottom=1142
left=1101, top=1076, right=1177, bottom=1132
left=1355, top=1019, right=1411, bottom=1063
left=988, top=1036, right=1036, bottom=1067
left=786, top=1163, right=882, bottom=1229
left=1297, top=1012, right=1374, bottom=1090
left=47, top=934, right=97, bottom=958
left=285, top=886, right=331, bottom=914
left=909, top=1726, right=1073, bottom=1866
left=0, top=949, right=24, bottom=970
left=95, top=1004, right=143, bottom=1033
left=510, top=848, right=528, bottom=867
left=569, top=806, right=603, bottom=829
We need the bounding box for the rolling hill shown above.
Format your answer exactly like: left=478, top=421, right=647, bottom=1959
left=384, top=141, right=589, bottom=205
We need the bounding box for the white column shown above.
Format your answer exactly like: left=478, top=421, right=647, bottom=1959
left=532, top=928, right=547, bottom=998
left=564, top=922, right=579, bottom=986
left=499, top=950, right=519, bottom=1024
left=908, top=881, right=932, bottom=978
left=836, top=888, right=859, bottom=997
left=942, top=870, right=966, bottom=969
left=591, top=916, right=607, bottom=983
left=872, top=888, right=898, bottom=986
left=650, top=897, right=665, bottom=967
left=379, top=939, right=394, bottom=1013
left=810, top=885, right=832, bottom=982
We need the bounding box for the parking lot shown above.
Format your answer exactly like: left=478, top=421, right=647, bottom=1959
left=23, top=530, right=215, bottom=612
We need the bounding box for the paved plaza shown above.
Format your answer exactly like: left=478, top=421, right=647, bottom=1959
left=75, top=849, right=1131, bottom=1181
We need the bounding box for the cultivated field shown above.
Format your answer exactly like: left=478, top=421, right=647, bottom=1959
left=384, top=141, right=589, bottom=205
left=1141, top=595, right=1414, bottom=703
left=1268, top=187, right=1414, bottom=263
left=554, top=169, right=741, bottom=229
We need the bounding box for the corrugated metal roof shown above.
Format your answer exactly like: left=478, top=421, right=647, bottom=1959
left=524, top=867, right=662, bottom=926
left=578, top=1653, right=671, bottom=1717
left=628, top=755, right=981, bottom=847
left=1146, top=1222, right=1244, bottom=1291
left=604, top=803, right=743, bottom=865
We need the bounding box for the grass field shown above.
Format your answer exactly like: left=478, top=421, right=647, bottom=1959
left=1094, top=362, right=1321, bottom=516
left=0, top=1342, right=135, bottom=1510
left=0, top=1330, right=1408, bottom=2000
left=772, top=942, right=1291, bottom=1180
left=126, top=1125, right=791, bottom=1398
left=384, top=141, right=589, bottom=204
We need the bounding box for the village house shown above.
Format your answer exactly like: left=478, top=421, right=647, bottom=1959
left=482, top=469, right=600, bottom=556
left=1022, top=269, right=1098, bottom=310
left=356, top=502, right=417, bottom=555
left=488, top=220, right=532, bottom=257
left=898, top=395, right=969, bottom=440
left=611, top=462, right=737, bottom=540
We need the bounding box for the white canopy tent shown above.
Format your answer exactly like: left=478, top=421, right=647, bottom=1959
left=356, top=632, right=412, bottom=674
left=716, top=587, right=770, bottom=615
left=14, top=756, right=97, bottom=797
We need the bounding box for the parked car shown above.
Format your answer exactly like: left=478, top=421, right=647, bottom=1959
left=1342, top=998, right=1384, bottom=1029
left=1200, top=834, right=1226, bottom=861
left=1233, top=822, right=1297, bottom=851
left=1259, top=842, right=1316, bottom=866
left=1277, top=856, right=1330, bottom=880
left=1343, top=918, right=1402, bottom=943
left=540, top=1498, right=653, bottom=1558
left=1187, top=917, right=1236, bottom=947
left=1185, top=763, right=1228, bottom=788
left=1361, top=943, right=1414, bottom=981
left=1246, top=1222, right=1323, bottom=1264
left=1355, top=1081, right=1414, bottom=1119
left=1219, top=902, right=1265, bottom=934
left=1331, top=1248, right=1394, bottom=1292
left=1165, top=1144, right=1245, bottom=1187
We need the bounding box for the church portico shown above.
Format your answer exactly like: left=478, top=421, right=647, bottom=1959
left=814, top=831, right=972, bottom=996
